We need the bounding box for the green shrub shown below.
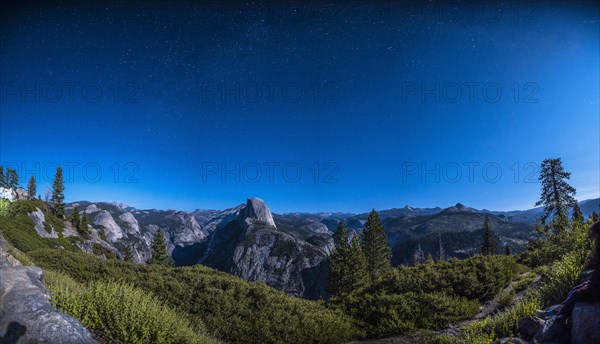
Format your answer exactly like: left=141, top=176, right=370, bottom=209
left=0, top=215, right=76, bottom=253
left=520, top=222, right=590, bottom=268
left=92, top=243, right=116, bottom=259
left=8, top=246, right=34, bottom=265
left=511, top=272, right=536, bottom=292
left=0, top=199, right=9, bottom=216
left=458, top=291, right=541, bottom=343
left=454, top=221, right=592, bottom=343
left=44, top=270, right=216, bottom=344
left=497, top=289, right=516, bottom=311
left=334, top=291, right=480, bottom=337
left=376, top=255, right=521, bottom=302
left=7, top=199, right=41, bottom=216
left=30, top=249, right=362, bottom=344
left=537, top=244, right=589, bottom=305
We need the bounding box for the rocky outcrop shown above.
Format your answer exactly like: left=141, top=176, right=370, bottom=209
left=91, top=209, right=124, bottom=242
left=533, top=316, right=569, bottom=344
left=238, top=198, right=276, bottom=228
left=164, top=211, right=207, bottom=246
left=571, top=303, right=600, bottom=344
left=0, top=187, right=17, bottom=202
left=518, top=316, right=544, bottom=341
left=118, top=212, right=140, bottom=235
left=0, top=263, right=96, bottom=343
left=192, top=204, right=245, bottom=233
left=29, top=208, right=58, bottom=238
left=200, top=198, right=330, bottom=298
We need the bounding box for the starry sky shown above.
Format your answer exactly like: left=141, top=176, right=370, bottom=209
left=0, top=1, right=599, bottom=213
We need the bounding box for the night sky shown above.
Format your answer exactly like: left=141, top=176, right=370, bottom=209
left=1, top=1, right=598, bottom=213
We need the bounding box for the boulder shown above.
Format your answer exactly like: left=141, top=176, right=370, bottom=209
left=571, top=303, right=600, bottom=344
left=518, top=316, right=545, bottom=340
left=0, top=266, right=97, bottom=343
left=534, top=316, right=569, bottom=344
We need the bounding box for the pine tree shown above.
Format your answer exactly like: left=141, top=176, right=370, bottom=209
left=79, top=211, right=90, bottom=236
left=50, top=167, right=65, bottom=217
left=425, top=253, right=435, bottom=264
left=5, top=168, right=19, bottom=189
left=328, top=222, right=350, bottom=295
left=345, top=234, right=369, bottom=291
left=98, top=225, right=108, bottom=241
left=27, top=176, right=37, bottom=199
left=148, top=229, right=173, bottom=267
left=361, top=210, right=391, bottom=281
left=571, top=202, right=584, bottom=226
left=504, top=244, right=511, bottom=255
left=437, top=232, right=446, bottom=261
left=535, top=158, right=576, bottom=233
left=481, top=215, right=497, bottom=255
left=124, top=245, right=134, bottom=262
left=0, top=166, right=6, bottom=188
left=70, top=206, right=80, bottom=229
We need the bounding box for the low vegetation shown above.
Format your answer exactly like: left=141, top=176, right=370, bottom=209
left=44, top=270, right=216, bottom=344
left=442, top=219, right=595, bottom=343
left=330, top=255, right=521, bottom=337
left=27, top=249, right=361, bottom=344
left=0, top=214, right=75, bottom=253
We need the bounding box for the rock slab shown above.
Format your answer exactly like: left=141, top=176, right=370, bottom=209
left=0, top=266, right=97, bottom=343
left=571, top=302, right=600, bottom=344
left=518, top=316, right=545, bottom=340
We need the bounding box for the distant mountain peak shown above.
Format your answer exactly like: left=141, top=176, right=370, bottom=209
left=238, top=198, right=276, bottom=228
left=442, top=202, right=474, bottom=214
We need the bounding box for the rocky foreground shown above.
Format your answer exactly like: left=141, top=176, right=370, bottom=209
left=0, top=237, right=96, bottom=343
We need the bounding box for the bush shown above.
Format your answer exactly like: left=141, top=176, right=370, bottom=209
left=92, top=243, right=116, bottom=259
left=0, top=215, right=76, bottom=253
left=0, top=199, right=9, bottom=216
left=520, top=222, right=590, bottom=268
left=511, top=271, right=536, bottom=292
left=537, top=244, right=589, bottom=305
left=376, top=255, right=521, bottom=302
left=29, top=249, right=362, bottom=344
left=454, top=221, right=593, bottom=343
left=6, top=199, right=42, bottom=216
left=457, top=291, right=541, bottom=343
left=497, top=289, right=516, bottom=311
left=44, top=270, right=216, bottom=344
left=8, top=246, right=34, bottom=265
left=334, top=291, right=480, bottom=337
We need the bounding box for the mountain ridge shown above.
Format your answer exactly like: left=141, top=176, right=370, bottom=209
left=54, top=197, right=598, bottom=298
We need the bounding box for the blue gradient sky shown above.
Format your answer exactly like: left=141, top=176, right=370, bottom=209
left=1, top=2, right=598, bottom=213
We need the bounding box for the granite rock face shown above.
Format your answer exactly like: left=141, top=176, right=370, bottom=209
left=238, top=198, right=276, bottom=228
left=571, top=303, right=600, bottom=344
left=200, top=198, right=330, bottom=298
left=28, top=208, right=59, bottom=238
left=0, top=266, right=97, bottom=343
